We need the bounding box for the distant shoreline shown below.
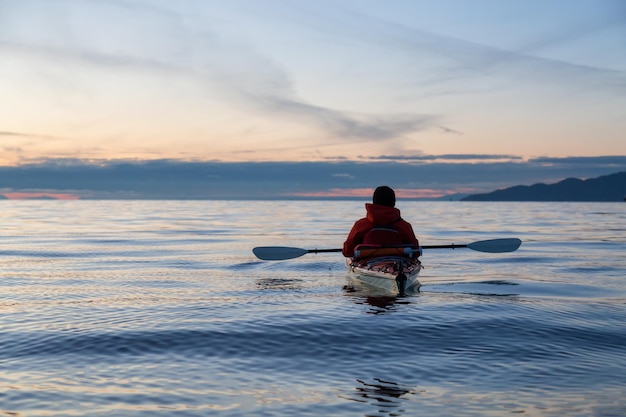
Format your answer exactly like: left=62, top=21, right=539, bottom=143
left=462, top=171, right=626, bottom=202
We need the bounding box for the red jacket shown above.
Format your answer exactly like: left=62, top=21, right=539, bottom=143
left=342, top=203, right=419, bottom=257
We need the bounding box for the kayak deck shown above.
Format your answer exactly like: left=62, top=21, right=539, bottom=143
left=346, top=256, right=422, bottom=294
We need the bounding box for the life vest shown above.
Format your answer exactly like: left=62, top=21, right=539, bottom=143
left=356, top=220, right=419, bottom=259
left=362, top=221, right=403, bottom=246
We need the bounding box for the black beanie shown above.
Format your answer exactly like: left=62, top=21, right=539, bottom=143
left=373, top=186, right=396, bottom=207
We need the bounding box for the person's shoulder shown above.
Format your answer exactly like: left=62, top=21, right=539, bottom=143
left=353, top=217, right=373, bottom=228
left=397, top=217, right=414, bottom=227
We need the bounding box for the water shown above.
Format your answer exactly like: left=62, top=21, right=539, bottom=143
left=1, top=201, right=625, bottom=416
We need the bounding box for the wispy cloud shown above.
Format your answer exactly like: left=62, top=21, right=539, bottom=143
left=364, top=154, right=523, bottom=162
left=255, top=96, right=438, bottom=140
left=1, top=0, right=624, bottom=163
left=530, top=156, right=626, bottom=166
left=0, top=0, right=444, bottom=146
left=272, top=0, right=625, bottom=100
left=354, top=8, right=626, bottom=95
left=0, top=130, right=65, bottom=140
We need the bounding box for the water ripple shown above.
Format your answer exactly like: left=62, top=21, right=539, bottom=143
left=1, top=201, right=625, bottom=416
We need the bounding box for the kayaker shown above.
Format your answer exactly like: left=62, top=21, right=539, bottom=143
left=342, top=186, right=420, bottom=257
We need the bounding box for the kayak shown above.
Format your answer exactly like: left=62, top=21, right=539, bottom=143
left=346, top=247, right=422, bottom=294
left=346, top=256, right=422, bottom=294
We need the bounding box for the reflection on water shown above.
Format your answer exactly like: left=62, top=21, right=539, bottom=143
left=342, top=284, right=415, bottom=314
left=342, top=378, right=416, bottom=416
left=425, top=280, right=521, bottom=297
left=255, top=277, right=304, bottom=290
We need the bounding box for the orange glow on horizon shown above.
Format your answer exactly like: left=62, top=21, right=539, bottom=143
left=2, top=192, right=80, bottom=200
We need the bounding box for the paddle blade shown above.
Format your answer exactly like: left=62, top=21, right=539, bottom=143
left=467, top=238, right=522, bottom=253
left=253, top=246, right=308, bottom=261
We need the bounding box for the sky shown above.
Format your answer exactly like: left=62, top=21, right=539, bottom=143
left=1, top=0, right=625, bottom=199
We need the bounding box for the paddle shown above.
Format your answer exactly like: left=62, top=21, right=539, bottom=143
left=253, top=238, right=522, bottom=261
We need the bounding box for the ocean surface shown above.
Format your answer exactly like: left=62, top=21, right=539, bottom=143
left=1, top=200, right=625, bottom=417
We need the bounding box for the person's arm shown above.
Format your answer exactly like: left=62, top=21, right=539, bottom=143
left=342, top=220, right=367, bottom=257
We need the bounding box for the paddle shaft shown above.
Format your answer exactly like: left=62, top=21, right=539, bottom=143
left=422, top=244, right=467, bottom=249
left=309, top=244, right=468, bottom=253
left=307, top=248, right=343, bottom=254
left=253, top=238, right=521, bottom=260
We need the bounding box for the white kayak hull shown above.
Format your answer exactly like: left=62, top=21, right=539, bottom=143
left=346, top=256, right=422, bottom=294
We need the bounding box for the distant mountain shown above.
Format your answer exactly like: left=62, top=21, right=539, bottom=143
left=433, top=192, right=470, bottom=201
left=462, top=171, right=626, bottom=202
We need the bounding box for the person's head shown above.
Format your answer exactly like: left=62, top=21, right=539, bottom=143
left=372, top=186, right=396, bottom=207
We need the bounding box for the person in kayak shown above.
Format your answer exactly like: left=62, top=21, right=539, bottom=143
left=342, top=185, right=420, bottom=257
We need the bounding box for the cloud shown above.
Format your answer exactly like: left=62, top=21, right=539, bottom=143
left=0, top=130, right=66, bottom=140
left=332, top=173, right=355, bottom=180
left=364, top=154, right=523, bottom=162
left=1, top=0, right=623, bottom=165
left=0, top=131, right=30, bottom=137
left=256, top=96, right=439, bottom=140
left=530, top=156, right=626, bottom=167
left=1, top=157, right=624, bottom=200
left=313, top=2, right=626, bottom=95
left=0, top=0, right=445, bottom=146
